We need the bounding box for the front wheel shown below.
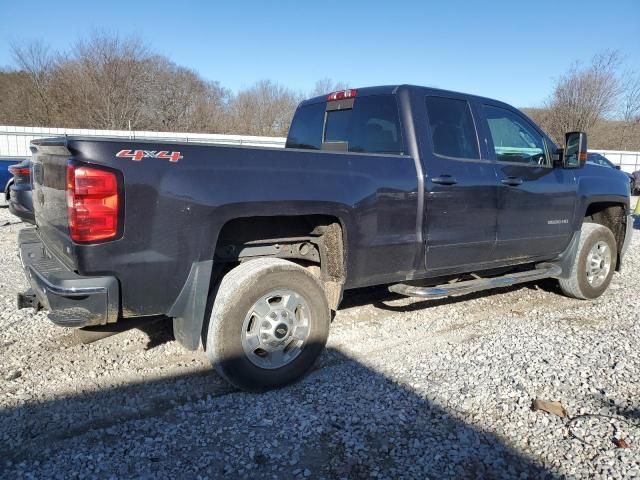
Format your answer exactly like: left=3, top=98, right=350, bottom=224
left=558, top=222, right=617, bottom=299
left=205, top=258, right=330, bottom=391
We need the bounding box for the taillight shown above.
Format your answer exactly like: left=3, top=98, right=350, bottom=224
left=327, top=89, right=357, bottom=101
left=9, top=165, right=30, bottom=176
left=66, top=163, right=120, bottom=243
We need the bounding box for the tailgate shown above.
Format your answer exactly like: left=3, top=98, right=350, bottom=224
left=30, top=139, right=75, bottom=268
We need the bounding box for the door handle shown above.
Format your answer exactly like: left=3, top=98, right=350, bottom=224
left=501, top=177, right=523, bottom=186
left=432, top=175, right=458, bottom=186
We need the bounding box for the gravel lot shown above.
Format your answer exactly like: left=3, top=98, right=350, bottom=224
left=1, top=205, right=639, bottom=479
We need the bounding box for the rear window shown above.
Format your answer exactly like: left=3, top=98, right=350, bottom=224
left=425, top=96, right=479, bottom=159
left=325, top=95, right=404, bottom=154
left=286, top=95, right=405, bottom=155
left=324, top=109, right=351, bottom=142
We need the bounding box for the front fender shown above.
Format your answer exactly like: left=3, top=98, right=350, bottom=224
left=573, top=169, right=631, bottom=228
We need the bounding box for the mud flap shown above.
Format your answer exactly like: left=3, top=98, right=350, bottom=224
left=168, top=260, right=214, bottom=351
left=555, top=230, right=581, bottom=279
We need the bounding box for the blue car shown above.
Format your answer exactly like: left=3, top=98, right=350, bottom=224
left=586, top=152, right=620, bottom=170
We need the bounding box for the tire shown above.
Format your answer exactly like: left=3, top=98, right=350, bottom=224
left=558, top=222, right=617, bottom=300
left=1, top=181, right=11, bottom=208
left=205, top=258, right=330, bottom=391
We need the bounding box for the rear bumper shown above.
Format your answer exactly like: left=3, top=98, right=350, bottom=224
left=18, top=228, right=119, bottom=327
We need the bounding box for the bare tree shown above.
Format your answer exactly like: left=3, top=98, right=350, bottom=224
left=139, top=59, right=231, bottom=133
left=311, top=78, right=349, bottom=97
left=10, top=41, right=58, bottom=125
left=543, top=50, right=623, bottom=143
left=189, top=80, right=232, bottom=133
left=56, top=33, right=156, bottom=130
left=0, top=70, right=33, bottom=125
left=142, top=59, right=205, bottom=131
left=617, top=74, right=640, bottom=150
left=230, top=80, right=300, bottom=136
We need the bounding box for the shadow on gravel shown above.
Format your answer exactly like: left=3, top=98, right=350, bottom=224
left=0, top=343, right=558, bottom=478
left=138, top=318, right=176, bottom=350
left=617, top=407, right=640, bottom=421
left=592, top=394, right=640, bottom=422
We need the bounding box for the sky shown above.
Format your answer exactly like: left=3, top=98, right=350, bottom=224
left=0, top=0, right=638, bottom=108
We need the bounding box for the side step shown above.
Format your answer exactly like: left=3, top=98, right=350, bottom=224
left=389, top=263, right=562, bottom=299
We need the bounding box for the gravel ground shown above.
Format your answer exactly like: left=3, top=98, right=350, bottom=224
left=1, top=205, right=639, bottom=479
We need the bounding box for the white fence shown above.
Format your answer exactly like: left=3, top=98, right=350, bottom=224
left=1, top=125, right=639, bottom=173
left=589, top=149, right=640, bottom=174
left=0, top=125, right=286, bottom=158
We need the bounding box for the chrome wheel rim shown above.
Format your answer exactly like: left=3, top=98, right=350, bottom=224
left=586, top=241, right=611, bottom=288
left=241, top=289, right=311, bottom=369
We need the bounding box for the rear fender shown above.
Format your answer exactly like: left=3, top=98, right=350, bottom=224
left=169, top=207, right=351, bottom=351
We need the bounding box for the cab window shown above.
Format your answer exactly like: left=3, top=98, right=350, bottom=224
left=483, top=105, right=549, bottom=166
left=324, top=95, right=404, bottom=154
left=425, top=96, right=480, bottom=159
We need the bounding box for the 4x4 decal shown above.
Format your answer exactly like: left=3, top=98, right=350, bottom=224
left=116, top=149, right=183, bottom=163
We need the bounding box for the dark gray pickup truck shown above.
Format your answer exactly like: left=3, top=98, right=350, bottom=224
left=17, top=85, right=632, bottom=390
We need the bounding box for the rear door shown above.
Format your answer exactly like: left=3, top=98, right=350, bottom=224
left=479, top=103, right=577, bottom=260
left=288, top=92, right=421, bottom=285
left=422, top=94, right=498, bottom=271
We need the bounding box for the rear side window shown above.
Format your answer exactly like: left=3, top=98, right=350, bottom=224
left=324, top=95, right=404, bottom=154
left=425, top=96, right=479, bottom=159
left=286, top=102, right=325, bottom=150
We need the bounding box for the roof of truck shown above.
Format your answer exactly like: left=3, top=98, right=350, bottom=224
left=300, top=84, right=511, bottom=109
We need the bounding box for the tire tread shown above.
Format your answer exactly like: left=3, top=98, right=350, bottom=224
left=206, top=258, right=328, bottom=390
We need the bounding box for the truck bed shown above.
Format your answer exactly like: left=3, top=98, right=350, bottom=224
left=30, top=136, right=421, bottom=319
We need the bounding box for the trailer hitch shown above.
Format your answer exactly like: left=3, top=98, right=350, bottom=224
left=17, top=289, right=41, bottom=312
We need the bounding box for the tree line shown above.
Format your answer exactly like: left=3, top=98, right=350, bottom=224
left=0, top=34, right=346, bottom=137
left=1, top=34, right=638, bottom=149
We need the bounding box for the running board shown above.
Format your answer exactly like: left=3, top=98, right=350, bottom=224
left=389, top=263, right=562, bottom=299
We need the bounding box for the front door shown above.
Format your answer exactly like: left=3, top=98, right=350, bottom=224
left=480, top=103, right=577, bottom=260
left=422, top=94, right=498, bottom=271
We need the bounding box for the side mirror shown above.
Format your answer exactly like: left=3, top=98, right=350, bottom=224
left=563, top=131, right=587, bottom=168
left=615, top=165, right=621, bottom=170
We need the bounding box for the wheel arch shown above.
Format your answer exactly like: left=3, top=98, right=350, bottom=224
left=213, top=213, right=347, bottom=309
left=582, top=200, right=627, bottom=271
left=170, top=212, right=348, bottom=351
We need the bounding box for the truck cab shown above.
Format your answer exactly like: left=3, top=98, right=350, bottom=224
left=288, top=85, right=630, bottom=279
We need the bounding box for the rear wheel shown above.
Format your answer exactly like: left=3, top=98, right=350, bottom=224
left=205, top=258, right=330, bottom=391
left=559, top=222, right=617, bottom=299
